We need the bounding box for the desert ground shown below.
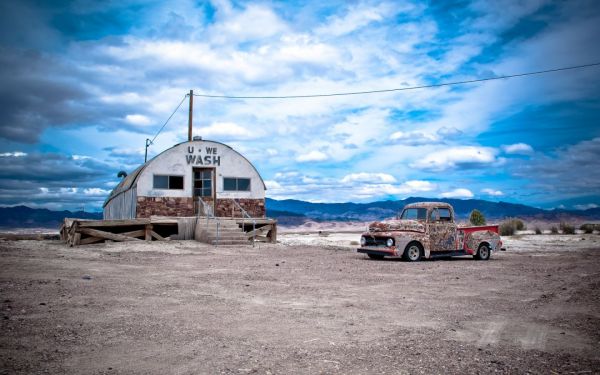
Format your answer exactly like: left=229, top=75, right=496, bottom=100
left=1, top=233, right=599, bottom=374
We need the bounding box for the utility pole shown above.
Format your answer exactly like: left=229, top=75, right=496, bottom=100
left=188, top=89, right=193, bottom=141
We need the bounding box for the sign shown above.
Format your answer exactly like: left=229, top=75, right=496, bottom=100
left=185, top=146, right=221, bottom=166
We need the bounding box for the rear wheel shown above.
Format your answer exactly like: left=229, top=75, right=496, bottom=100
left=367, top=254, right=384, bottom=260
left=403, top=243, right=422, bottom=262
left=474, top=244, right=490, bottom=260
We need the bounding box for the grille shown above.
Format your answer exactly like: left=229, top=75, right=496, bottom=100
left=363, top=236, right=391, bottom=247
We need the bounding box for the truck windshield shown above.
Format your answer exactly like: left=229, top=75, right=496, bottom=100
left=400, top=208, right=428, bottom=220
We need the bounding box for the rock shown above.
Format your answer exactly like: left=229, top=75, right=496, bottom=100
left=82, top=275, right=92, bottom=280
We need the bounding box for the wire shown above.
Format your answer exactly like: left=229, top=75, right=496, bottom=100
left=150, top=94, right=188, bottom=144
left=192, top=62, right=600, bottom=99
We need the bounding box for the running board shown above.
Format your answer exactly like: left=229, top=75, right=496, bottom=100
left=429, top=250, right=469, bottom=258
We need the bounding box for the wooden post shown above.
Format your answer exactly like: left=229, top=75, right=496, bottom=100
left=188, top=89, right=193, bottom=141
left=145, top=224, right=153, bottom=241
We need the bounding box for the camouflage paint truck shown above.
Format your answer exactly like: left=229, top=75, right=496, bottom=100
left=357, top=202, right=504, bottom=261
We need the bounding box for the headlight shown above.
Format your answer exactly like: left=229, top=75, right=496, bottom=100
left=386, top=238, right=394, bottom=247
left=360, top=236, right=367, bottom=246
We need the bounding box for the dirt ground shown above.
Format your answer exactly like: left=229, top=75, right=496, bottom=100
left=1, top=234, right=599, bottom=374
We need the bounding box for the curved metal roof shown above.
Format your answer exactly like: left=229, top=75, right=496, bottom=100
left=103, top=140, right=267, bottom=208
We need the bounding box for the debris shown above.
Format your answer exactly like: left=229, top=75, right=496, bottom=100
left=82, top=275, right=92, bottom=280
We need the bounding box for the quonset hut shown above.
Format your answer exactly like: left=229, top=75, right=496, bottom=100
left=103, top=138, right=266, bottom=220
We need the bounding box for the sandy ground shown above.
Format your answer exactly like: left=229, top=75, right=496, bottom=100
left=1, top=234, right=599, bottom=374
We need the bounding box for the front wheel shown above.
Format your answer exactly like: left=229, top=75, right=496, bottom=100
left=403, top=244, right=422, bottom=262
left=474, top=244, right=491, bottom=260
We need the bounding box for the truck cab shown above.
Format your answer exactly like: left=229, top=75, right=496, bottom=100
left=358, top=202, right=503, bottom=261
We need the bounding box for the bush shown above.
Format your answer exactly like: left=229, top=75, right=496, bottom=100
left=534, top=227, right=542, bottom=235
left=550, top=226, right=559, bottom=234
left=560, top=222, right=575, bottom=235
left=499, top=218, right=525, bottom=236
left=469, top=209, right=486, bottom=226
left=580, top=224, right=595, bottom=234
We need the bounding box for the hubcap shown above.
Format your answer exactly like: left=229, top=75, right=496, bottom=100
left=408, top=246, right=419, bottom=260
left=480, top=247, right=489, bottom=258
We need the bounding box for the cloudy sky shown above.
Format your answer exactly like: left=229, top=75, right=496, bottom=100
left=0, top=0, right=599, bottom=211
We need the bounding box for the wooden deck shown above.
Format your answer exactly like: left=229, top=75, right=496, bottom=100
left=60, top=216, right=277, bottom=247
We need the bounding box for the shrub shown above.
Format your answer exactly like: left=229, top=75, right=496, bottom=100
left=469, top=209, right=487, bottom=226
left=550, top=226, right=559, bottom=234
left=580, top=224, right=595, bottom=234
left=499, top=218, right=526, bottom=236
left=534, top=227, right=542, bottom=235
left=560, top=222, right=575, bottom=235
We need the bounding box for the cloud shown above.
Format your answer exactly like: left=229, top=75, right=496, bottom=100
left=481, top=188, right=504, bottom=196
left=410, top=146, right=499, bottom=171
left=573, top=203, right=598, bottom=210
left=341, top=173, right=396, bottom=184
left=200, top=122, right=257, bottom=140
left=502, top=143, right=533, bottom=155
left=389, top=131, right=439, bottom=146
left=125, top=114, right=152, bottom=126
left=440, top=188, right=474, bottom=198
left=0, top=152, right=27, bottom=157
left=296, top=150, right=328, bottom=162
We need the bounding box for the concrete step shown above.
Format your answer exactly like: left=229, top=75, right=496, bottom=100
left=206, top=234, right=248, bottom=240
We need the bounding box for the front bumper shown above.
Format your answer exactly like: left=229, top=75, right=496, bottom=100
left=357, top=247, right=397, bottom=257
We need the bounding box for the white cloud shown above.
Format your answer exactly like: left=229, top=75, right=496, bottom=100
left=200, top=122, right=257, bottom=140
left=296, top=150, right=328, bottom=162
left=264, top=180, right=282, bottom=190
left=573, top=203, right=598, bottom=210
left=266, top=148, right=278, bottom=156
left=341, top=173, right=396, bottom=184
left=83, top=188, right=111, bottom=196
left=125, top=114, right=152, bottom=126
left=502, top=143, right=533, bottom=155
left=316, top=2, right=401, bottom=37
left=481, top=188, right=504, bottom=196
left=389, top=131, right=439, bottom=145
left=440, top=188, right=474, bottom=198
left=0, top=152, right=27, bottom=157
left=72, top=155, right=91, bottom=160
left=411, top=146, right=499, bottom=171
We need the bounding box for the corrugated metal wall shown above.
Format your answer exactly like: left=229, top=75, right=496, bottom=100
left=103, top=188, right=137, bottom=220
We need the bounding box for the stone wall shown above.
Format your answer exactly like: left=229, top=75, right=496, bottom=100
left=136, top=196, right=265, bottom=218
left=215, top=198, right=265, bottom=218
left=136, top=196, right=194, bottom=218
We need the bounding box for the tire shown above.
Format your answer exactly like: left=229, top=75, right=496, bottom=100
left=474, top=243, right=491, bottom=260
left=403, top=243, right=422, bottom=262
left=368, top=254, right=384, bottom=260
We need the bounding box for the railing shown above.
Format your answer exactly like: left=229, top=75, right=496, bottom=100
left=231, top=199, right=256, bottom=247
left=198, top=198, right=220, bottom=246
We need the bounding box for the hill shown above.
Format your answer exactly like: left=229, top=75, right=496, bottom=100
left=0, top=206, right=102, bottom=229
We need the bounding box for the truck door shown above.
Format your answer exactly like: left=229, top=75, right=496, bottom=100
left=428, top=207, right=457, bottom=251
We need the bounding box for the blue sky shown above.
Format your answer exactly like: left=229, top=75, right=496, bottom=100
left=0, top=0, right=599, bottom=211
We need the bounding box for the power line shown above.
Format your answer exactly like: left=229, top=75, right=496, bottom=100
left=192, top=62, right=600, bottom=99
left=150, top=94, right=188, bottom=143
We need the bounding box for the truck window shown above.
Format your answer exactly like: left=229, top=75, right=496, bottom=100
left=430, top=207, right=452, bottom=222
left=401, top=208, right=427, bottom=220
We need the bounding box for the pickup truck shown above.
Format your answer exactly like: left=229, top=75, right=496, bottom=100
left=357, top=202, right=504, bottom=261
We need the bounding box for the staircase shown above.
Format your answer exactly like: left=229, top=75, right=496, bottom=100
left=195, top=217, right=249, bottom=245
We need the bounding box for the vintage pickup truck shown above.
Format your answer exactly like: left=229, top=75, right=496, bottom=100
left=357, top=202, right=504, bottom=261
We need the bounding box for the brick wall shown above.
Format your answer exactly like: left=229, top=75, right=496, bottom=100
left=215, top=198, right=265, bottom=218
left=136, top=196, right=265, bottom=218
left=136, top=197, right=194, bottom=218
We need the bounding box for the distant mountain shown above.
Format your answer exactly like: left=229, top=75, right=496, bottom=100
left=0, top=206, right=102, bottom=229
left=265, top=197, right=600, bottom=222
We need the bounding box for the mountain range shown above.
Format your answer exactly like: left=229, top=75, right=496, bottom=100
left=1, top=198, right=598, bottom=229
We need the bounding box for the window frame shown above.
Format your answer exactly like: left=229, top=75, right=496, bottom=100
left=153, top=174, right=184, bottom=190
left=223, top=177, right=251, bottom=192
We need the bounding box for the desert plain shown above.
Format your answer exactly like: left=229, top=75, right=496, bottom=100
left=1, top=232, right=599, bottom=374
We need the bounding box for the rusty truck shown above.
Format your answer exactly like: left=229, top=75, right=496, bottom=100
left=357, top=202, right=504, bottom=261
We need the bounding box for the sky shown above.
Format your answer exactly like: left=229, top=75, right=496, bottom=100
left=0, top=0, right=599, bottom=212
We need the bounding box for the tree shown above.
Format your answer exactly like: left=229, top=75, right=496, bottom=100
left=469, top=209, right=486, bottom=226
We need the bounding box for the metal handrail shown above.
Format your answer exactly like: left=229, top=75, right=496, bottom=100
left=231, top=199, right=256, bottom=247
left=198, top=197, right=220, bottom=246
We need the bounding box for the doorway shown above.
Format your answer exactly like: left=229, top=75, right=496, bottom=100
left=193, top=168, right=215, bottom=216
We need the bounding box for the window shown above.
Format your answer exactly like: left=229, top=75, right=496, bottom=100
left=223, top=177, right=251, bottom=191
left=400, top=208, right=427, bottom=220
left=194, top=170, right=212, bottom=197
left=430, top=207, right=452, bottom=222
left=153, top=175, right=184, bottom=190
